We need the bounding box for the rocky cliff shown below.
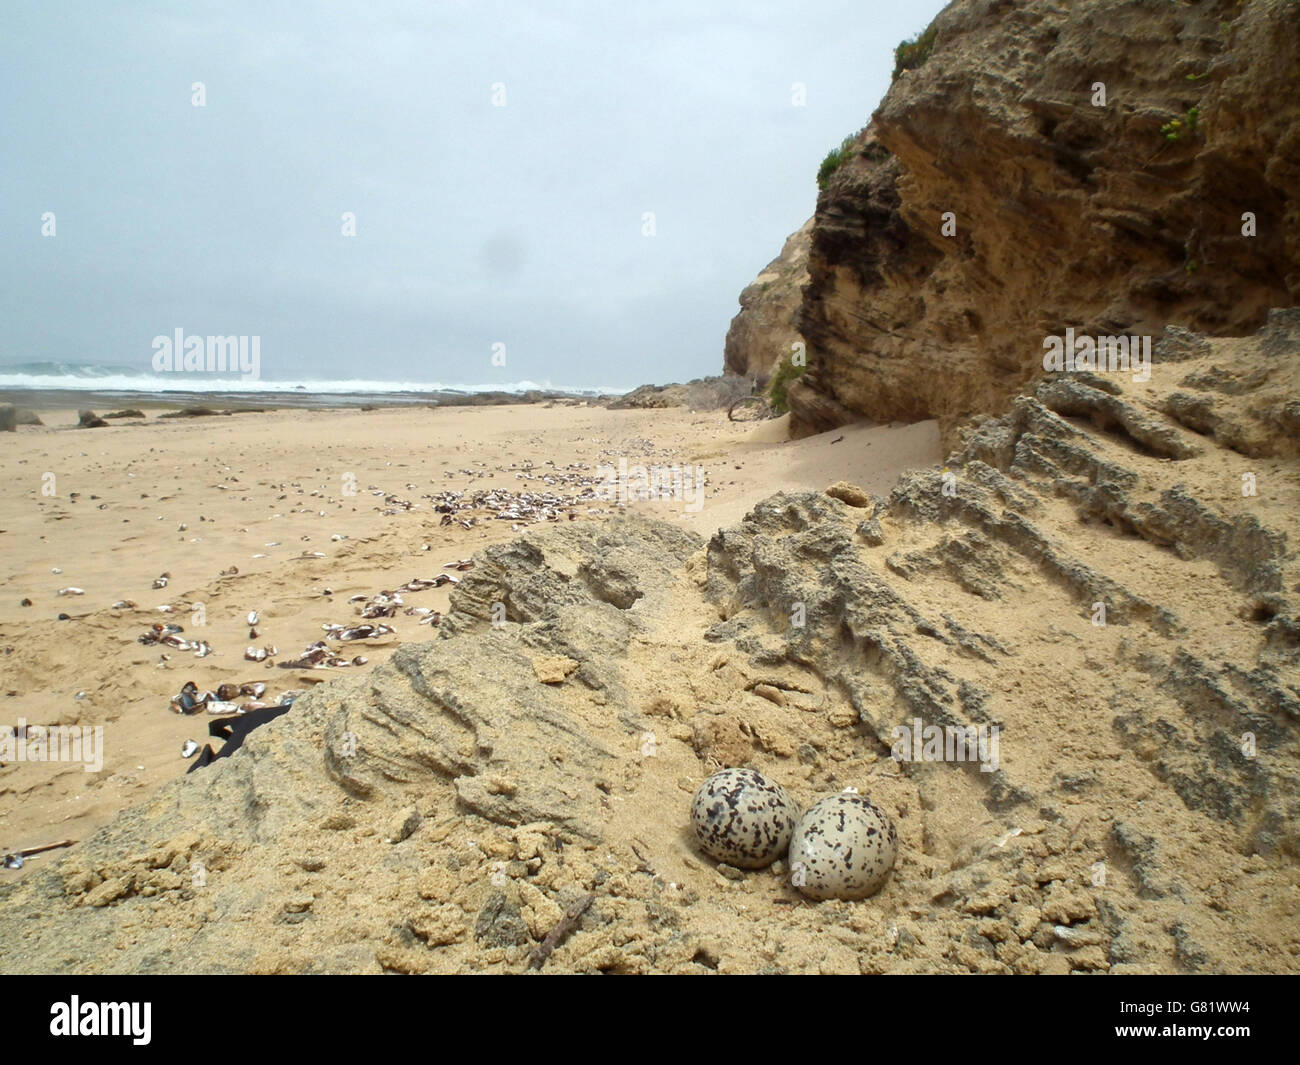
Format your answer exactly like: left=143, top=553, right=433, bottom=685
left=766, top=0, right=1300, bottom=442
left=1, top=314, right=1296, bottom=974
left=723, top=218, right=813, bottom=379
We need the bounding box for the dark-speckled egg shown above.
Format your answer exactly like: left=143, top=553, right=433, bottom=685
left=690, top=768, right=799, bottom=869
left=788, top=792, right=898, bottom=900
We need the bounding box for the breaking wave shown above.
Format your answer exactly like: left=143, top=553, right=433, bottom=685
left=0, top=362, right=625, bottom=396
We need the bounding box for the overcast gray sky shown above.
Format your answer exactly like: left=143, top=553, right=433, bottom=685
left=1, top=0, right=945, bottom=391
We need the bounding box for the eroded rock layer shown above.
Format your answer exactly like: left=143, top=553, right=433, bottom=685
left=723, top=218, right=813, bottom=380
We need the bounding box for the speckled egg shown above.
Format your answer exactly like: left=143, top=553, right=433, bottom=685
left=788, top=793, right=898, bottom=900
left=690, top=768, right=799, bottom=869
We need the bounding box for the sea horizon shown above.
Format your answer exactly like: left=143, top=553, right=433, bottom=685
left=0, top=360, right=632, bottom=398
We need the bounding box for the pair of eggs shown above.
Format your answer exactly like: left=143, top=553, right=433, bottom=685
left=689, top=768, right=897, bottom=900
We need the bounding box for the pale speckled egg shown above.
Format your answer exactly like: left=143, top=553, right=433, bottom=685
left=690, top=768, right=799, bottom=869
left=788, top=793, right=898, bottom=900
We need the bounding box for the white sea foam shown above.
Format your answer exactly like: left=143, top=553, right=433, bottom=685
left=0, top=363, right=627, bottom=396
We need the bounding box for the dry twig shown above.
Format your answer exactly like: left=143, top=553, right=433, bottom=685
left=528, top=893, right=595, bottom=970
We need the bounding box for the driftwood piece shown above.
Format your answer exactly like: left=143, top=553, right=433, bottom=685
left=2, top=839, right=76, bottom=868
left=528, top=893, right=595, bottom=970
left=17, top=839, right=75, bottom=857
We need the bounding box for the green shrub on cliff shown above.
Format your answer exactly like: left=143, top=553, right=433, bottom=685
left=769, top=351, right=807, bottom=414
left=892, top=23, right=937, bottom=80
left=817, top=134, right=858, bottom=190
left=1161, top=107, right=1200, bottom=141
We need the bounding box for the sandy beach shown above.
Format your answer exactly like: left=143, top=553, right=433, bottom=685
left=0, top=402, right=941, bottom=867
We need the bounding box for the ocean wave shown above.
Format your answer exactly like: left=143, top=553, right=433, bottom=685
left=0, top=366, right=627, bottom=396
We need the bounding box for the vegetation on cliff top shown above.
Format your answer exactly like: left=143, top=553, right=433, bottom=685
left=817, top=134, right=858, bottom=190
left=892, top=23, right=938, bottom=80
left=816, top=18, right=936, bottom=190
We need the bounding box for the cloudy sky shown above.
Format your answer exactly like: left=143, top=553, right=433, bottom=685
left=1, top=0, right=945, bottom=391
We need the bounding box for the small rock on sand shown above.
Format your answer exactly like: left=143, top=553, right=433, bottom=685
left=825, top=481, right=871, bottom=508
left=159, top=406, right=226, bottom=419
left=385, top=806, right=422, bottom=844
left=532, top=655, right=579, bottom=684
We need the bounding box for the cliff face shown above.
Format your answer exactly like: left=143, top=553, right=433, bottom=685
left=779, top=0, right=1300, bottom=442
left=722, top=218, right=813, bottom=379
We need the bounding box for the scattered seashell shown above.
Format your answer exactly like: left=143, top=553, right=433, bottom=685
left=169, top=681, right=204, bottom=715
left=56, top=587, right=85, bottom=596
left=331, top=623, right=395, bottom=641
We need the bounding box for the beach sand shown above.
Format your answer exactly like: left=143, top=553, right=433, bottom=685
left=0, top=403, right=941, bottom=867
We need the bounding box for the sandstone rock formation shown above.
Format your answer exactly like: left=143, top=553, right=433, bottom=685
left=0, top=405, right=41, bottom=429
left=609, top=375, right=755, bottom=410
left=777, top=0, right=1300, bottom=442
left=723, top=217, right=813, bottom=380
left=1, top=315, right=1295, bottom=974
